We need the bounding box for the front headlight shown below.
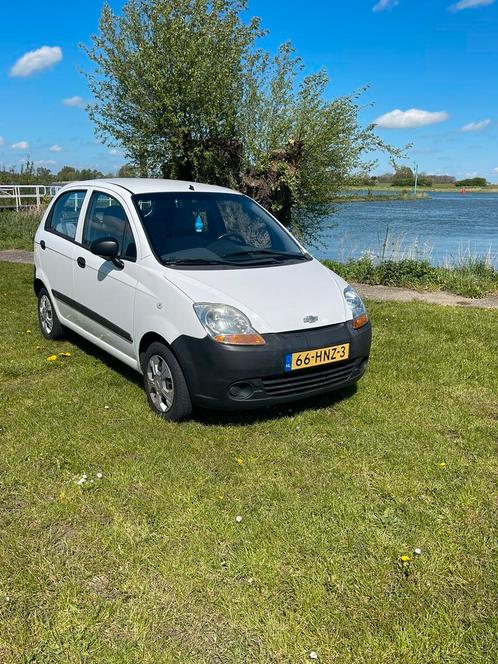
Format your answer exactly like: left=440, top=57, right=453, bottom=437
left=344, top=286, right=369, bottom=330
left=193, top=303, right=266, bottom=345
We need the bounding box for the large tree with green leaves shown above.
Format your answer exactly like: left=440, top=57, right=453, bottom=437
left=84, top=0, right=399, bottom=241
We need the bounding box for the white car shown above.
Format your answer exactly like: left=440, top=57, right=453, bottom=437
left=34, top=178, right=371, bottom=420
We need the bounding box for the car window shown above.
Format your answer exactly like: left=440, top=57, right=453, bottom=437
left=133, top=192, right=306, bottom=268
left=217, top=198, right=272, bottom=248
left=45, top=190, right=86, bottom=241
left=82, top=192, right=137, bottom=261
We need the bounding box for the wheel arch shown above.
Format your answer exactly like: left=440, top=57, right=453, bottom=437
left=33, top=277, right=46, bottom=296
left=138, top=331, right=174, bottom=373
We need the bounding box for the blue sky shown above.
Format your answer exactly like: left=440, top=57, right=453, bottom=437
left=1, top=0, right=497, bottom=180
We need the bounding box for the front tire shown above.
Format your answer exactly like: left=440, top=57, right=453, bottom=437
left=143, top=342, right=192, bottom=421
left=37, top=287, right=64, bottom=340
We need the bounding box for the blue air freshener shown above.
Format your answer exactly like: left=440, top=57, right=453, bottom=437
left=195, top=215, right=203, bottom=233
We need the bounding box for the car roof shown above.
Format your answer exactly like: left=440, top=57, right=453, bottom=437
left=62, top=178, right=239, bottom=196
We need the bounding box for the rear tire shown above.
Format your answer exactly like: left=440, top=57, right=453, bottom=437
left=143, top=342, right=192, bottom=421
left=37, top=287, right=64, bottom=340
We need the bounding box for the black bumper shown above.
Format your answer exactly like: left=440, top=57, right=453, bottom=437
left=171, top=320, right=372, bottom=410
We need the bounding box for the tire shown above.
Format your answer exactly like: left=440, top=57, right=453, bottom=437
left=37, top=287, right=64, bottom=340
left=142, top=342, right=192, bottom=421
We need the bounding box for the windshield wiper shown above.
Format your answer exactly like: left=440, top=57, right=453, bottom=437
left=223, top=249, right=309, bottom=261
left=163, top=257, right=237, bottom=266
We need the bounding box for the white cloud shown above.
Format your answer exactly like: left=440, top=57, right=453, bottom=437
left=11, top=141, right=29, bottom=150
left=492, top=167, right=498, bottom=173
left=62, top=96, right=85, bottom=108
left=461, top=118, right=491, bottom=132
left=374, top=108, right=449, bottom=129
left=49, top=144, right=63, bottom=152
left=373, top=0, right=399, bottom=11
left=10, top=46, right=62, bottom=77
left=34, top=159, right=57, bottom=166
left=449, top=0, right=494, bottom=11
left=0, top=136, right=4, bottom=146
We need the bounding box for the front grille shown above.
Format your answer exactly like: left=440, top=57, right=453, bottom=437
left=261, top=359, right=356, bottom=397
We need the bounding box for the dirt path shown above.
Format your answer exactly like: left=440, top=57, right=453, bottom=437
left=353, top=282, right=498, bottom=310
left=0, top=249, right=34, bottom=264
left=1, top=249, right=497, bottom=310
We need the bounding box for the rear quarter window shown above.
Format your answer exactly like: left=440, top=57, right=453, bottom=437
left=45, top=190, right=86, bottom=241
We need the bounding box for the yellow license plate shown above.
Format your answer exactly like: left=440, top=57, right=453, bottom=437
left=284, top=343, right=350, bottom=372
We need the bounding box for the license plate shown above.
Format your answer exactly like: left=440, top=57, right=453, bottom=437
left=284, top=343, right=350, bottom=372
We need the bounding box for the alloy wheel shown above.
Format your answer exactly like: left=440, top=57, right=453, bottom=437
left=39, top=294, right=53, bottom=335
left=146, top=354, right=175, bottom=412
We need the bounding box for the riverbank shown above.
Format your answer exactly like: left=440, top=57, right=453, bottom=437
left=334, top=191, right=429, bottom=202
left=2, top=208, right=497, bottom=299
left=3, top=248, right=497, bottom=304
left=346, top=185, right=498, bottom=193
left=325, top=257, right=498, bottom=299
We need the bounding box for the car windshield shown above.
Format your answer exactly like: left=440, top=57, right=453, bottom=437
left=132, top=192, right=309, bottom=268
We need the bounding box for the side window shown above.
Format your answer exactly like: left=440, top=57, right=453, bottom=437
left=82, top=192, right=137, bottom=261
left=45, top=190, right=86, bottom=241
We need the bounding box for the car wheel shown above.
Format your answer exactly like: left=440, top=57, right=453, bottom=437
left=143, top=342, right=192, bottom=421
left=37, top=287, right=64, bottom=340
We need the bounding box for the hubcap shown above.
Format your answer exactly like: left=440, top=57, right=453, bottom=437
left=146, top=354, right=175, bottom=412
left=39, top=294, right=53, bottom=335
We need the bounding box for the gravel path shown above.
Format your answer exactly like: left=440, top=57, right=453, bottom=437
left=1, top=249, right=496, bottom=309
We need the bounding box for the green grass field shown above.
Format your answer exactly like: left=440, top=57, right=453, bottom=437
left=0, top=262, right=497, bottom=662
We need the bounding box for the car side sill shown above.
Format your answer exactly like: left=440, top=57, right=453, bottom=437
left=60, top=317, right=140, bottom=372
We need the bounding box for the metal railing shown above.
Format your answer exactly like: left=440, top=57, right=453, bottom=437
left=0, top=184, right=63, bottom=211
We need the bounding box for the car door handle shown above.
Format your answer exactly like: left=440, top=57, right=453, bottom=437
left=40, top=240, right=46, bottom=250
left=77, top=257, right=86, bottom=268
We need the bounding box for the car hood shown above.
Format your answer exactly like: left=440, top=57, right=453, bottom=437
left=163, top=259, right=349, bottom=333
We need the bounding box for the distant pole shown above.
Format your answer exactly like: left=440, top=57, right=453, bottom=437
left=413, top=163, right=419, bottom=197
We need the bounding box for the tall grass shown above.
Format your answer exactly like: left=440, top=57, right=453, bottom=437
left=324, top=256, right=498, bottom=298
left=0, top=207, right=43, bottom=251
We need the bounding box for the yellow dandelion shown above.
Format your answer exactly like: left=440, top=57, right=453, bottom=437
left=438, top=462, right=446, bottom=468
left=236, top=457, right=244, bottom=465
left=59, top=491, right=66, bottom=500
left=26, top=329, right=32, bottom=334
left=400, top=555, right=411, bottom=562
left=60, top=352, right=72, bottom=357
left=47, top=354, right=58, bottom=361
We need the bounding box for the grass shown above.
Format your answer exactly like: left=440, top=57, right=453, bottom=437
left=0, top=208, right=42, bottom=251
left=0, top=261, right=497, bottom=662
left=324, top=257, right=498, bottom=299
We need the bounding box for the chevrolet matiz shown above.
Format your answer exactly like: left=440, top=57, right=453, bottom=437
left=34, top=179, right=371, bottom=421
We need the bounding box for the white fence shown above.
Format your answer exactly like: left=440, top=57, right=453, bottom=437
left=0, top=184, right=63, bottom=211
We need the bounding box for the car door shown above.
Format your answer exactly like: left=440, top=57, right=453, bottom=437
left=38, top=189, right=88, bottom=324
left=72, top=189, right=139, bottom=359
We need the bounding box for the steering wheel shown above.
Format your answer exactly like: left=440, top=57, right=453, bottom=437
left=216, top=232, right=246, bottom=245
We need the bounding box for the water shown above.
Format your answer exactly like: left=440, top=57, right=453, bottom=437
left=313, top=191, right=498, bottom=267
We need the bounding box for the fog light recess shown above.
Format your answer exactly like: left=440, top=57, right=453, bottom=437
left=228, top=382, right=254, bottom=400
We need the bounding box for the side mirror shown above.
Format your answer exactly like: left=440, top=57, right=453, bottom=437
left=90, top=237, right=123, bottom=268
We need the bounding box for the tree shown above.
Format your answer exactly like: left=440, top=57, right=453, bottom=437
left=117, top=163, right=139, bottom=177
left=84, top=0, right=400, bottom=240
left=455, top=177, right=487, bottom=187
left=55, top=166, right=104, bottom=181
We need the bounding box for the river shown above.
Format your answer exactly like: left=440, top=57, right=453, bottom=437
left=314, top=191, right=498, bottom=267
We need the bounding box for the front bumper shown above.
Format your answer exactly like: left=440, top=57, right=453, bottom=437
left=171, top=320, right=372, bottom=410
